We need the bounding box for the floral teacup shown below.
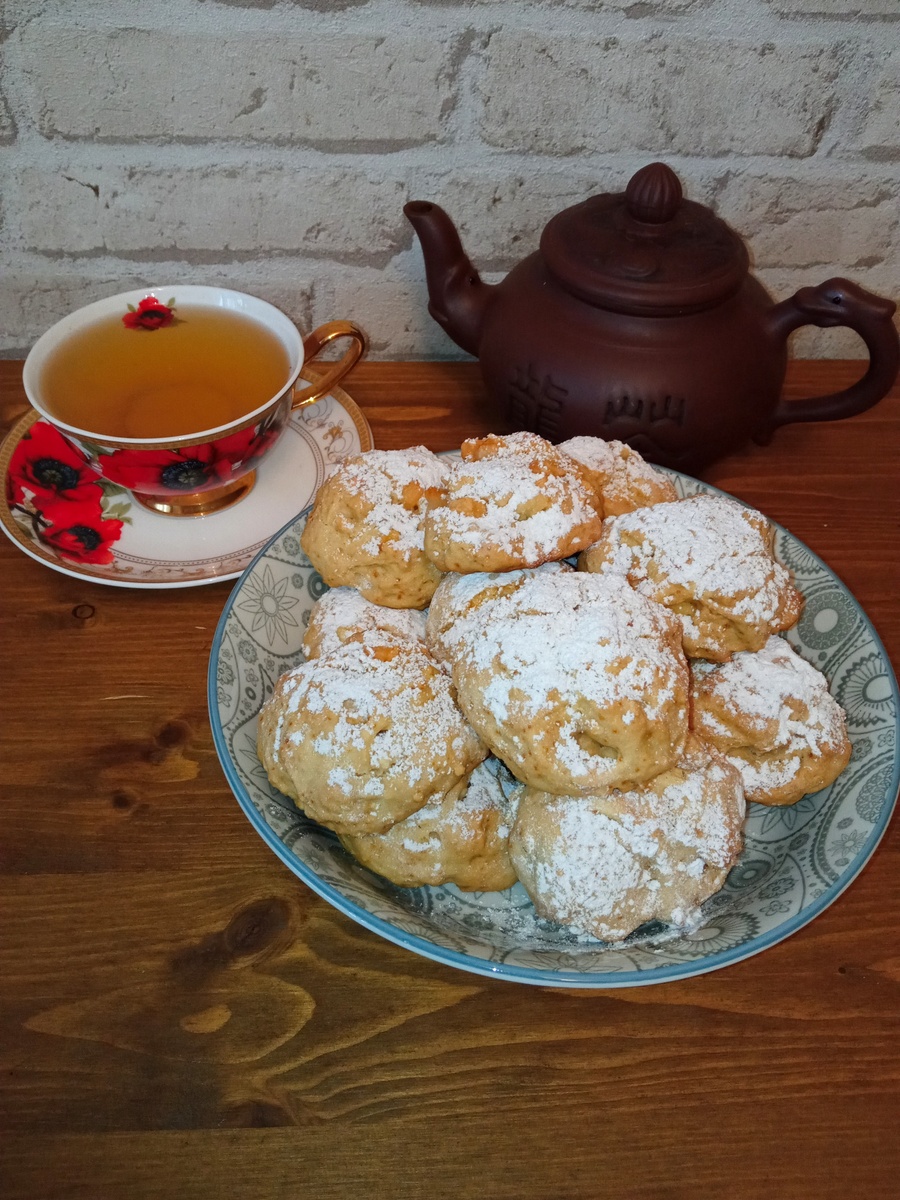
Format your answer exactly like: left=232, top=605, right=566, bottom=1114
left=22, top=286, right=366, bottom=517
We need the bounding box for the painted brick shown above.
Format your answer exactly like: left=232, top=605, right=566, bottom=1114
left=0, top=94, right=13, bottom=142
left=317, top=265, right=458, bottom=359
left=10, top=166, right=408, bottom=263
left=860, top=50, right=900, bottom=160
left=1, top=4, right=898, bottom=366
left=478, top=33, right=840, bottom=157
left=417, top=0, right=704, bottom=9
left=16, top=27, right=456, bottom=146
left=716, top=173, right=899, bottom=270
left=764, top=0, right=898, bottom=15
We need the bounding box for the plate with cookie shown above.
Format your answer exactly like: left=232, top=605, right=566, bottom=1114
left=208, top=432, right=900, bottom=986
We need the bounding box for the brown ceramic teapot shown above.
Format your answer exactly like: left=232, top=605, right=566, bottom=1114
left=405, top=163, right=899, bottom=472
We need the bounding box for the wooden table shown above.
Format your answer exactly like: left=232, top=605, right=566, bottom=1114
left=2, top=359, right=899, bottom=1200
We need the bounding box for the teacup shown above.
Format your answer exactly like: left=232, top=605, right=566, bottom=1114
left=22, top=285, right=366, bottom=516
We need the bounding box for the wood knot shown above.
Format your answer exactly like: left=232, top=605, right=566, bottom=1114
left=156, top=719, right=191, bottom=749
left=225, top=898, right=292, bottom=959
left=170, top=898, right=293, bottom=982
left=71, top=603, right=95, bottom=621
left=220, top=1101, right=296, bottom=1128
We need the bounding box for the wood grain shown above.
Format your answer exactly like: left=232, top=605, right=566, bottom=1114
left=1, top=358, right=899, bottom=1200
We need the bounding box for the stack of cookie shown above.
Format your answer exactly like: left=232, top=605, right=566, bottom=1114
left=257, top=432, right=851, bottom=943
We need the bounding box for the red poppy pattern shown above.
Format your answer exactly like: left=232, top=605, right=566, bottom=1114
left=99, top=417, right=281, bottom=494
left=38, top=496, right=125, bottom=564
left=7, top=419, right=101, bottom=506
left=7, top=421, right=127, bottom=565
left=122, top=294, right=176, bottom=331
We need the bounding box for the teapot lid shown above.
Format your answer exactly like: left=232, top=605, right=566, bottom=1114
left=540, top=162, right=749, bottom=316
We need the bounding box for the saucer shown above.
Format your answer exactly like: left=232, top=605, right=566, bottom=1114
left=0, top=382, right=372, bottom=589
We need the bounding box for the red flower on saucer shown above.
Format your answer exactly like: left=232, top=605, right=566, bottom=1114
left=122, top=295, right=176, bottom=331
left=7, top=419, right=128, bottom=566
left=38, top=496, right=124, bottom=565
left=7, top=419, right=102, bottom=506
left=100, top=420, right=280, bottom=492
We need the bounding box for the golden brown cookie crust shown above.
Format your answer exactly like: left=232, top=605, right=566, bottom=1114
left=558, top=435, right=678, bottom=517
left=579, top=493, right=804, bottom=661
left=509, top=738, right=745, bottom=941
left=424, top=432, right=603, bottom=574
left=691, top=635, right=851, bottom=805
left=339, top=758, right=519, bottom=891
left=300, top=447, right=447, bottom=609
left=257, top=636, right=487, bottom=834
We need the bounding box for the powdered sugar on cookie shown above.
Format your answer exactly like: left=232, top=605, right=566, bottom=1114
left=613, top=739, right=746, bottom=870
left=425, top=432, right=602, bottom=573
left=303, top=586, right=427, bottom=659
left=448, top=569, right=689, bottom=792
left=257, top=636, right=486, bottom=834
left=336, top=447, right=446, bottom=556
left=300, top=447, right=448, bottom=609
left=581, top=493, right=804, bottom=659
left=425, top=562, right=571, bottom=665
left=692, top=635, right=851, bottom=804
left=337, top=756, right=519, bottom=890
left=558, top=435, right=677, bottom=517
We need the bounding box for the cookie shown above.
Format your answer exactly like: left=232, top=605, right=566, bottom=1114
left=424, top=432, right=602, bottom=574
left=339, top=757, right=519, bottom=891
left=579, top=493, right=804, bottom=660
left=424, top=561, right=572, bottom=667
left=302, top=586, right=427, bottom=660
left=445, top=568, right=689, bottom=794
left=509, top=738, right=745, bottom=942
left=257, top=637, right=487, bottom=834
left=558, top=435, right=677, bottom=517
left=300, top=447, right=447, bottom=609
left=691, top=635, right=851, bottom=805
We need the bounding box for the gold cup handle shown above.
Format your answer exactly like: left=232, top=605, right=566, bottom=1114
left=291, top=320, right=368, bottom=409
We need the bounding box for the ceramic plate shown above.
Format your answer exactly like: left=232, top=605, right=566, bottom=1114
left=0, top=381, right=371, bottom=588
left=208, top=473, right=900, bottom=986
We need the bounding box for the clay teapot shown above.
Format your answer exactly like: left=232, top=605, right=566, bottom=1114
left=405, top=163, right=899, bottom=472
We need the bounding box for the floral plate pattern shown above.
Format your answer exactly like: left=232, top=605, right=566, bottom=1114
left=208, top=473, right=900, bottom=986
left=1, top=383, right=371, bottom=589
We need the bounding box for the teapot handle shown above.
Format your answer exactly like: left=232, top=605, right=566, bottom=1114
left=766, top=278, right=898, bottom=429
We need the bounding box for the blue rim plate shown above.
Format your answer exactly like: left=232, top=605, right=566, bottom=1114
left=207, top=472, right=900, bottom=986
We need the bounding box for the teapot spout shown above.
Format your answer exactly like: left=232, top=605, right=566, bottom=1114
left=404, top=201, right=494, bottom=357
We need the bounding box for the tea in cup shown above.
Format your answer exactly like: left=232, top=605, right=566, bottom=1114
left=22, top=286, right=366, bottom=516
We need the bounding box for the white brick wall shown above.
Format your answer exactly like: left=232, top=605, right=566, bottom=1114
left=477, top=34, right=841, bottom=158
left=17, top=27, right=455, bottom=145
left=1, top=0, right=897, bottom=360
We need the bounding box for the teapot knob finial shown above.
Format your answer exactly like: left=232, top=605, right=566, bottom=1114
left=625, top=162, right=683, bottom=224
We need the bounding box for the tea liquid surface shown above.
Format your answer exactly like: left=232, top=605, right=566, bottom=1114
left=39, top=306, right=292, bottom=438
